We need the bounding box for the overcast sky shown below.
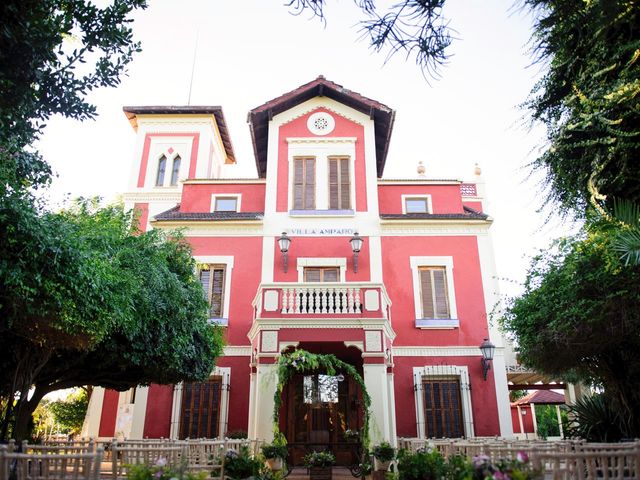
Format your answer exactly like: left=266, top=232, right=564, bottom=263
left=36, top=0, right=576, bottom=303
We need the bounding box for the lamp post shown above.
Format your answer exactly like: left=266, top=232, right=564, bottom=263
left=349, top=232, right=363, bottom=273
left=277, top=232, right=291, bottom=273
left=479, top=338, right=495, bottom=381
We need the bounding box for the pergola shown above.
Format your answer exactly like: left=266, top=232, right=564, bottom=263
left=512, top=390, right=566, bottom=439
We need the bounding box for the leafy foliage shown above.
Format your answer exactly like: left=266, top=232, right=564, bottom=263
left=49, top=389, right=89, bottom=436
left=285, top=0, right=452, bottom=79
left=502, top=223, right=640, bottom=436
left=128, top=458, right=207, bottom=480
left=303, top=451, right=335, bottom=468
left=524, top=0, right=640, bottom=216
left=373, top=442, right=395, bottom=462
left=534, top=404, right=566, bottom=440
left=273, top=350, right=371, bottom=450
left=0, top=200, right=224, bottom=440
left=564, top=393, right=627, bottom=442
left=224, top=446, right=264, bottom=480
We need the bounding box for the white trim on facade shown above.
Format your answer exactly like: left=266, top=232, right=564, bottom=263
left=393, top=346, right=482, bottom=357
left=211, top=194, right=242, bottom=212
left=401, top=194, right=433, bottom=214
left=409, top=256, right=458, bottom=323
left=296, top=257, right=347, bottom=282
left=413, top=365, right=475, bottom=438
left=194, top=255, right=234, bottom=322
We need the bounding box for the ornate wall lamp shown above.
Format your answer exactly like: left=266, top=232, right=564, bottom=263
left=349, top=232, right=364, bottom=273
left=278, top=232, right=292, bottom=273
left=479, top=338, right=496, bottom=381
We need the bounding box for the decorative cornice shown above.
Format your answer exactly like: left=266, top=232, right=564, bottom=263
left=247, top=318, right=396, bottom=343
left=122, top=191, right=182, bottom=203
left=223, top=346, right=252, bottom=357
left=378, top=179, right=462, bottom=185
left=286, top=136, right=357, bottom=144
left=183, top=178, right=266, bottom=184
left=392, top=346, right=483, bottom=357
left=150, top=222, right=264, bottom=236
left=379, top=223, right=491, bottom=235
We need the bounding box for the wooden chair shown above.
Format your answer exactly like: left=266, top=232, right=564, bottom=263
left=531, top=447, right=640, bottom=479
left=110, top=443, right=184, bottom=480
left=0, top=444, right=103, bottom=480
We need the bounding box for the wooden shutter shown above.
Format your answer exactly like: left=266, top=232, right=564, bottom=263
left=210, top=266, right=225, bottom=318
left=180, top=376, right=223, bottom=439
left=422, top=377, right=463, bottom=438
left=294, top=157, right=315, bottom=210
left=303, top=267, right=339, bottom=282
left=329, top=157, right=350, bottom=209
left=420, top=267, right=450, bottom=319
left=200, top=265, right=225, bottom=318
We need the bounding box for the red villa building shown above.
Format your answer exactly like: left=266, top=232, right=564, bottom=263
left=83, top=77, right=514, bottom=456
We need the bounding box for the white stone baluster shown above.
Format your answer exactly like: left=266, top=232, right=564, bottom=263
left=346, top=288, right=354, bottom=313
left=319, top=286, right=326, bottom=314
left=281, top=288, right=289, bottom=314
left=294, top=287, right=302, bottom=314
left=325, top=287, right=334, bottom=313
left=354, top=288, right=362, bottom=313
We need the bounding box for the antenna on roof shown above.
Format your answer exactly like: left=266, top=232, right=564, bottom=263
left=187, top=29, right=200, bottom=105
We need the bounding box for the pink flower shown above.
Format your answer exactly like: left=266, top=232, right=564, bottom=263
left=472, top=455, right=490, bottom=468
left=155, top=457, right=167, bottom=467
left=516, top=451, right=529, bottom=463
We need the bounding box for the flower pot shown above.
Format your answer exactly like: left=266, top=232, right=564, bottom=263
left=374, top=458, right=392, bottom=471
left=309, top=466, right=332, bottom=480
left=266, top=457, right=283, bottom=471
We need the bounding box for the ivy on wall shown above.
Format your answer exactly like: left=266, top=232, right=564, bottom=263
left=272, top=349, right=372, bottom=451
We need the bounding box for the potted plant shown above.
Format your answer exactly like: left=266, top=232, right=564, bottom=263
left=372, top=442, right=395, bottom=471
left=343, top=429, right=360, bottom=442
left=304, top=451, right=335, bottom=480
left=224, top=446, right=263, bottom=480
left=261, top=442, right=288, bottom=471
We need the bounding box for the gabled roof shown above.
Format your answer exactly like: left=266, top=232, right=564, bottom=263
left=248, top=76, right=395, bottom=178
left=153, top=205, right=263, bottom=222
left=123, top=106, right=236, bottom=164
left=513, top=390, right=565, bottom=406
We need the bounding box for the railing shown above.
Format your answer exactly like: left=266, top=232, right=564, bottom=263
left=253, top=282, right=391, bottom=319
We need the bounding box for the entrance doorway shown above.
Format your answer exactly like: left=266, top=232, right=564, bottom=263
left=282, top=373, right=363, bottom=466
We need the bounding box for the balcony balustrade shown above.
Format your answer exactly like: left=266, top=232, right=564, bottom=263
left=252, top=282, right=391, bottom=319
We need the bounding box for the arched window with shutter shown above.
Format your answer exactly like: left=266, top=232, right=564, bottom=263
left=156, top=155, right=167, bottom=186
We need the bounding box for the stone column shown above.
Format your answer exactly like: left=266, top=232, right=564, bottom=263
left=251, top=360, right=279, bottom=443
left=363, top=361, right=395, bottom=444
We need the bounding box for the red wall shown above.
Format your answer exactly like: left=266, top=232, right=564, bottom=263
left=276, top=108, right=367, bottom=212
left=188, top=236, right=263, bottom=346
left=216, top=356, right=252, bottom=434
left=511, top=405, right=534, bottom=434
left=98, top=389, right=119, bottom=438
left=378, top=185, right=464, bottom=214
left=143, top=384, right=174, bottom=438
left=272, top=236, right=371, bottom=282
left=380, top=236, right=488, bottom=346
left=180, top=183, right=266, bottom=213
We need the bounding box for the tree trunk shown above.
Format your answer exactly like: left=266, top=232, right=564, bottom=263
left=12, top=386, right=49, bottom=441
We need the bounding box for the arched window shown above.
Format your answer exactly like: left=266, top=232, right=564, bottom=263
left=170, top=155, right=181, bottom=186
left=156, top=155, right=167, bottom=186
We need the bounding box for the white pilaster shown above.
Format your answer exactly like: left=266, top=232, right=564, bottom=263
left=129, top=387, right=149, bottom=439
left=253, top=363, right=278, bottom=442
left=247, top=370, right=257, bottom=439
left=363, top=363, right=392, bottom=444
left=82, top=387, right=105, bottom=438
left=491, top=352, right=514, bottom=437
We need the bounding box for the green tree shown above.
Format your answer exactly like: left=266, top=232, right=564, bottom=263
left=49, top=389, right=89, bottom=437
left=501, top=223, right=640, bottom=437
left=0, top=200, right=224, bottom=440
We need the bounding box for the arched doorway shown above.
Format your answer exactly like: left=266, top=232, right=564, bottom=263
left=279, top=343, right=364, bottom=466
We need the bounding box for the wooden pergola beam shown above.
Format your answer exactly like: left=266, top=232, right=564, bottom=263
left=508, top=383, right=566, bottom=390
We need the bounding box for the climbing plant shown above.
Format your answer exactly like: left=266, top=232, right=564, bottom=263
left=272, top=349, right=372, bottom=451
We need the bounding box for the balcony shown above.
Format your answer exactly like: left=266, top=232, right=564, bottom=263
left=252, top=282, right=391, bottom=320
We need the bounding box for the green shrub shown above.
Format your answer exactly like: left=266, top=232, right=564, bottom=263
left=397, top=449, right=446, bottom=480
left=127, top=458, right=207, bottom=480
left=303, top=451, right=335, bottom=468
left=224, top=447, right=263, bottom=479
left=373, top=442, right=396, bottom=462
left=261, top=444, right=288, bottom=460
left=565, top=393, right=626, bottom=441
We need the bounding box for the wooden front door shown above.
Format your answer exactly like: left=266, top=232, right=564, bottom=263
left=282, top=374, right=362, bottom=466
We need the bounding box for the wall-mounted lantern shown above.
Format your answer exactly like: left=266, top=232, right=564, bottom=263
left=278, top=232, right=292, bottom=273
left=479, top=338, right=496, bottom=381
left=349, top=232, right=364, bottom=273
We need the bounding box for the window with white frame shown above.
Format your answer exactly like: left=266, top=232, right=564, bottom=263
left=155, top=155, right=167, bottom=186
left=297, top=258, right=347, bottom=282
left=170, top=155, right=181, bottom=186
left=413, top=366, right=474, bottom=438
left=212, top=195, right=240, bottom=212
left=402, top=195, right=432, bottom=214
left=287, top=137, right=356, bottom=214
left=196, top=256, right=234, bottom=325
left=410, top=257, right=458, bottom=328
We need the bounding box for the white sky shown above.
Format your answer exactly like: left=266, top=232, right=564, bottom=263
left=37, top=0, right=575, bottom=303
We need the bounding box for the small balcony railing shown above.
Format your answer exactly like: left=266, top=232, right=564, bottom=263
left=252, top=282, right=391, bottom=319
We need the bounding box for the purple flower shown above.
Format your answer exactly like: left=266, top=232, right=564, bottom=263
left=154, top=471, right=163, bottom=479
left=516, top=451, right=529, bottom=463
left=493, top=472, right=510, bottom=480
left=155, top=457, right=167, bottom=467
left=472, top=455, right=490, bottom=468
